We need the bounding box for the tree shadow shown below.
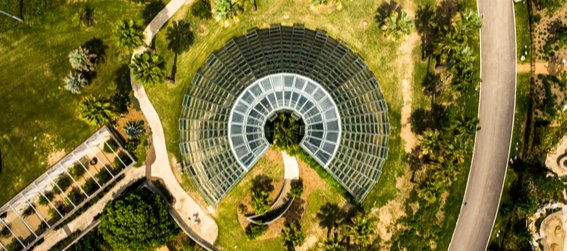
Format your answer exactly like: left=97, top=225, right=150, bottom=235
left=407, top=147, right=423, bottom=182
left=410, top=104, right=447, bottom=135
left=433, top=0, right=458, bottom=28
left=0, top=148, right=3, bottom=173
left=415, top=5, right=435, bottom=59
left=143, top=1, right=166, bottom=25
left=112, top=64, right=133, bottom=114
left=166, top=20, right=194, bottom=81
left=283, top=198, right=305, bottom=224
left=374, top=0, right=401, bottom=27
left=82, top=37, right=108, bottom=64
left=251, top=174, right=274, bottom=194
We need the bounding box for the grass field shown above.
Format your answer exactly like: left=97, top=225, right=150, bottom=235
left=148, top=0, right=408, bottom=210
left=489, top=73, right=531, bottom=245
left=514, top=0, right=531, bottom=62
left=0, top=0, right=146, bottom=205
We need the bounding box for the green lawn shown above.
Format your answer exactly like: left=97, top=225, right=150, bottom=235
left=0, top=0, right=145, bottom=204
left=149, top=0, right=407, bottom=210
left=514, top=0, right=531, bottom=62
left=489, top=73, right=531, bottom=245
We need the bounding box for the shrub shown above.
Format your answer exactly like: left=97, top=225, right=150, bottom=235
left=70, top=164, right=86, bottom=179
left=63, top=71, right=88, bottom=94
left=191, top=0, right=212, bottom=19
left=68, top=47, right=96, bottom=72
left=103, top=139, right=119, bottom=153
left=78, top=95, right=114, bottom=127
left=21, top=205, right=34, bottom=217
left=245, top=223, right=268, bottom=240
left=82, top=179, right=100, bottom=195
left=290, top=179, right=303, bottom=198
left=0, top=226, right=11, bottom=238
left=96, top=169, right=112, bottom=184
left=39, top=191, right=55, bottom=205
left=56, top=176, right=73, bottom=192
left=67, top=187, right=85, bottom=205
left=73, top=5, right=96, bottom=28
left=281, top=221, right=305, bottom=250
left=214, top=0, right=241, bottom=20
left=251, top=191, right=271, bottom=214
left=6, top=240, right=20, bottom=251
left=124, top=120, right=145, bottom=139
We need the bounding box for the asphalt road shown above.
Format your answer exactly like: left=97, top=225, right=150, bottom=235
left=448, top=0, right=516, bottom=250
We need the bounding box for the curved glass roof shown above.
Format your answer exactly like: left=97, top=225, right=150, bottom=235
left=229, top=73, right=341, bottom=170
left=179, top=25, right=390, bottom=205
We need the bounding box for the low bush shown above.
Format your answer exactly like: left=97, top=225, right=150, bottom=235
left=290, top=179, right=303, bottom=198
left=191, top=0, right=212, bottom=19
left=70, top=164, right=86, bottom=179
left=245, top=223, right=268, bottom=240
left=103, top=139, right=119, bottom=153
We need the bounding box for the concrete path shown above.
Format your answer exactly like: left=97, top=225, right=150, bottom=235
left=448, top=0, right=516, bottom=250
left=34, top=167, right=146, bottom=251
left=130, top=0, right=219, bottom=245
left=282, top=151, right=299, bottom=180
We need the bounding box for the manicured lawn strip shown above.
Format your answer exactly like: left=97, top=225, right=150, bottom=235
left=514, top=0, right=531, bottom=62
left=149, top=0, right=406, bottom=210
left=0, top=0, right=144, bottom=205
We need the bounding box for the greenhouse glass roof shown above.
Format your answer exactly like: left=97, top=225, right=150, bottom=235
left=229, top=73, right=341, bottom=170
left=180, top=25, right=390, bottom=205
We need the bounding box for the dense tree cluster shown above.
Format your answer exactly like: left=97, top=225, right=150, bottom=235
left=99, top=189, right=180, bottom=250
left=390, top=1, right=482, bottom=248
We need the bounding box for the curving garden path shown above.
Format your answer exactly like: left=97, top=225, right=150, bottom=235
left=130, top=0, right=219, bottom=245
left=449, top=0, right=517, bottom=250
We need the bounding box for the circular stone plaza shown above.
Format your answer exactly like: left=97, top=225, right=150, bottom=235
left=179, top=25, right=390, bottom=205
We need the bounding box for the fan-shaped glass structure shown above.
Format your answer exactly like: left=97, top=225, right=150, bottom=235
left=229, top=73, right=341, bottom=170
left=180, top=25, right=390, bottom=205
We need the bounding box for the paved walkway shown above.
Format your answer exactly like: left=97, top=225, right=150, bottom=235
left=449, top=0, right=516, bottom=250
left=282, top=151, right=299, bottom=180
left=130, top=0, right=219, bottom=245
left=34, top=167, right=146, bottom=251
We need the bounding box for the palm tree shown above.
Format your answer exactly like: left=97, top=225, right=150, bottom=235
left=79, top=95, right=114, bottom=127
left=382, top=11, right=414, bottom=39
left=113, top=19, right=144, bottom=50
left=68, top=47, right=97, bottom=72
left=419, top=129, right=441, bottom=159
left=323, top=229, right=346, bottom=251
left=214, top=0, right=241, bottom=20
left=124, top=120, right=145, bottom=139
left=166, top=20, right=193, bottom=80
left=349, top=215, right=375, bottom=247
left=64, top=71, right=88, bottom=94
left=282, top=221, right=306, bottom=250
left=75, top=5, right=96, bottom=28
left=456, top=10, right=482, bottom=38
left=130, top=51, right=166, bottom=86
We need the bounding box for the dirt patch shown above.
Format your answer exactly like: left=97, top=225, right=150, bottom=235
left=47, top=149, right=66, bottom=166
left=398, top=28, right=420, bottom=153
left=371, top=167, right=414, bottom=248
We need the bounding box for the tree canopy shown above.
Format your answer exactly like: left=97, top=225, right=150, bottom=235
left=99, top=189, right=179, bottom=250
left=130, top=51, right=166, bottom=86
left=113, top=19, right=144, bottom=50
left=78, top=95, right=114, bottom=126
left=272, top=113, right=301, bottom=155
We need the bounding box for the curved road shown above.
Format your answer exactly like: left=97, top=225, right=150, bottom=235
left=449, top=0, right=516, bottom=250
